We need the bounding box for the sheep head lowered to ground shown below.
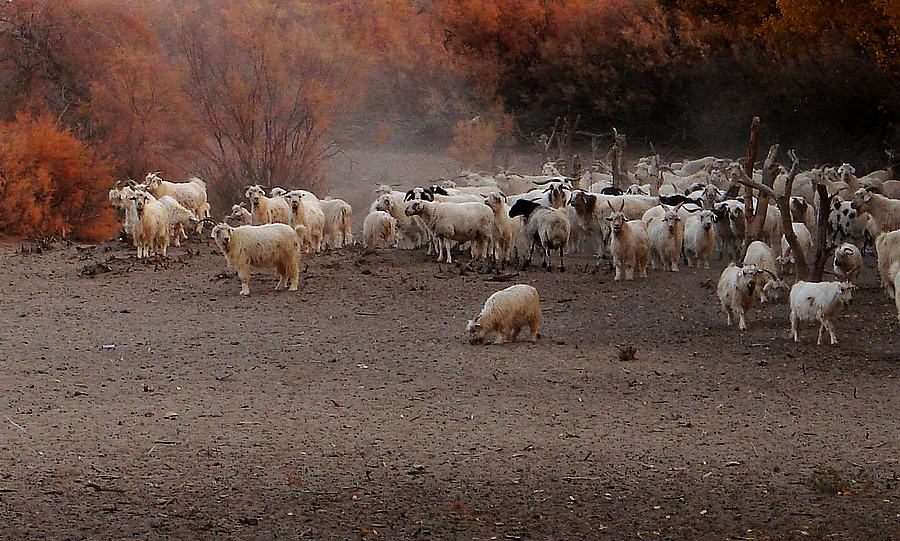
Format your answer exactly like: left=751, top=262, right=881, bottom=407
left=467, top=284, right=541, bottom=345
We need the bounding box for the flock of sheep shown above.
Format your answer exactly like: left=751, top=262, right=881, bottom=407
left=106, top=153, right=900, bottom=346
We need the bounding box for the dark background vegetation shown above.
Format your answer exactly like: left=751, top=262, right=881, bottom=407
left=0, top=0, right=897, bottom=240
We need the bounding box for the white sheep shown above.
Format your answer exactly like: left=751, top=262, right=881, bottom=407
left=508, top=199, right=570, bottom=272
left=606, top=200, right=650, bottom=281
left=717, top=263, right=761, bottom=331
left=851, top=188, right=900, bottom=235
left=362, top=210, right=397, bottom=251
left=876, top=230, right=900, bottom=300
left=833, top=243, right=863, bottom=283
left=743, top=240, right=789, bottom=303
left=144, top=172, right=208, bottom=234
left=466, top=284, right=541, bottom=345
left=645, top=205, right=684, bottom=271
left=210, top=223, right=302, bottom=296
left=283, top=190, right=325, bottom=252
left=127, top=191, right=171, bottom=259
left=789, top=281, right=855, bottom=345
left=404, top=200, right=494, bottom=264
left=683, top=210, right=717, bottom=269
left=245, top=185, right=291, bottom=225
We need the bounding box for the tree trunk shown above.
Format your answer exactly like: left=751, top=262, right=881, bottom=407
left=810, top=182, right=834, bottom=281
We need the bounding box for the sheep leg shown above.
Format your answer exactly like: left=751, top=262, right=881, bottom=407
left=288, top=264, right=299, bottom=291
left=542, top=244, right=551, bottom=271
left=443, top=238, right=453, bottom=264
left=238, top=267, right=252, bottom=296
left=738, top=311, right=747, bottom=332
left=790, top=311, right=799, bottom=341
left=509, top=327, right=521, bottom=343
left=822, top=318, right=838, bottom=345
left=558, top=246, right=565, bottom=272
left=816, top=321, right=825, bottom=346
left=524, top=241, right=535, bottom=269
left=723, top=304, right=732, bottom=327
left=528, top=319, right=539, bottom=341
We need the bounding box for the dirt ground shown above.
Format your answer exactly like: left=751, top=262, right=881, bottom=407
left=0, top=233, right=897, bottom=541
left=0, top=149, right=898, bottom=540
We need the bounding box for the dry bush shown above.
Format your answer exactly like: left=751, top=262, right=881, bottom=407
left=448, top=106, right=513, bottom=170
left=0, top=113, right=118, bottom=242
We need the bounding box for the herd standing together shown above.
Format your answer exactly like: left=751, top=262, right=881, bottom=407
left=107, top=153, right=900, bottom=346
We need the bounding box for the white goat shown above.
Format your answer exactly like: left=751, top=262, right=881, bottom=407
left=484, top=192, right=521, bottom=266
left=144, top=172, right=208, bottom=234
left=128, top=191, right=170, bottom=259
left=683, top=210, right=717, bottom=269
left=284, top=190, right=325, bottom=253
left=227, top=204, right=252, bottom=226
left=318, top=198, right=353, bottom=249
left=245, top=185, right=291, bottom=225
left=210, top=223, right=302, bottom=296
left=157, top=195, right=199, bottom=247
left=789, top=281, right=855, bottom=345
left=780, top=222, right=814, bottom=273
left=646, top=205, right=683, bottom=271
left=606, top=200, right=650, bottom=281
left=362, top=210, right=397, bottom=251
left=717, top=263, right=761, bottom=331
left=466, top=284, right=541, bottom=345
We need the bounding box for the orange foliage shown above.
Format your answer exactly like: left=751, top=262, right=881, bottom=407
left=0, top=113, right=118, bottom=241
left=448, top=106, right=514, bottom=169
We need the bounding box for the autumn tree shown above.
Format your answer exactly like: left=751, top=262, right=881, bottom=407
left=0, top=0, right=199, bottom=178
left=0, top=113, right=118, bottom=241
left=178, top=1, right=362, bottom=206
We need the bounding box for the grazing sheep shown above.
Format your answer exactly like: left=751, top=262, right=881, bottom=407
left=876, top=230, right=900, bottom=299
left=466, top=284, right=541, bottom=345
left=789, top=281, right=855, bottom=345
left=606, top=200, right=650, bottom=281
left=508, top=199, right=570, bottom=272
left=210, top=223, right=301, bottom=296
left=646, top=205, right=684, bottom=271
left=484, top=192, right=521, bottom=266
left=405, top=200, right=494, bottom=264
left=851, top=188, right=900, bottom=234
left=245, top=185, right=291, bottom=225
left=743, top=240, right=789, bottom=303
left=717, top=263, right=761, bottom=331
left=284, top=190, right=326, bottom=252
left=144, top=172, right=209, bottom=234
left=318, top=198, right=353, bottom=248
left=683, top=210, right=717, bottom=269
left=128, top=191, right=171, bottom=259
left=362, top=210, right=397, bottom=251
left=833, top=243, right=863, bottom=283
